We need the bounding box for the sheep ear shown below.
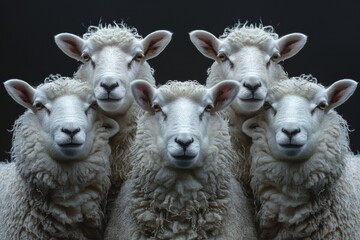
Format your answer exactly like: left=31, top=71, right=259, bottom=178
left=141, top=30, right=172, bottom=60
left=325, top=79, right=358, bottom=111
left=4, top=79, right=36, bottom=110
left=54, top=33, right=85, bottom=62
left=189, top=30, right=220, bottom=60
left=102, top=116, right=120, bottom=138
left=242, top=117, right=259, bottom=138
left=131, top=80, right=156, bottom=112
left=275, top=33, right=307, bottom=62
left=208, top=80, right=240, bottom=112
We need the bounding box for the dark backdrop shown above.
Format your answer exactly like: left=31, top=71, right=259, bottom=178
left=1, top=0, right=360, bottom=161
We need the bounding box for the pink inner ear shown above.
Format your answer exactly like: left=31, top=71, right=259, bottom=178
left=144, top=37, right=161, bottom=56
left=197, top=36, right=217, bottom=54
left=14, top=85, right=31, bottom=104
left=137, top=86, right=151, bottom=106
left=281, top=39, right=298, bottom=55
left=63, top=38, right=82, bottom=56
left=221, top=87, right=232, bottom=94
left=330, top=85, right=348, bottom=104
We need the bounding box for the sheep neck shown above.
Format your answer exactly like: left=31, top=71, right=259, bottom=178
left=132, top=164, right=232, bottom=239
left=219, top=106, right=256, bottom=194
left=108, top=103, right=142, bottom=185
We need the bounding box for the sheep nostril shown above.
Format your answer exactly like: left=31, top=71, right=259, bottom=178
left=100, top=82, right=119, bottom=93
left=175, top=137, right=194, bottom=149
left=281, top=128, right=301, bottom=138
left=61, top=127, right=81, bottom=138
left=243, top=81, right=262, bottom=92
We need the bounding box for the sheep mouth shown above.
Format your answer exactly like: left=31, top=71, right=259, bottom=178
left=279, top=144, right=303, bottom=149
left=170, top=154, right=198, bottom=169
left=171, top=154, right=196, bottom=161
left=98, top=98, right=122, bottom=102
left=239, top=97, right=263, bottom=103
left=58, top=143, right=83, bottom=148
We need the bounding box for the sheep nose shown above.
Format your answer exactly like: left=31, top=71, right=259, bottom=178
left=281, top=127, right=301, bottom=139
left=61, top=127, right=81, bottom=138
left=243, top=80, right=262, bottom=93
left=100, top=82, right=119, bottom=93
left=175, top=134, right=194, bottom=150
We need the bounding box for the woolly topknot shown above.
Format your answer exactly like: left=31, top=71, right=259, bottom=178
left=270, top=75, right=324, bottom=102
left=83, top=22, right=142, bottom=47
left=158, top=80, right=208, bottom=99
left=293, top=73, right=318, bottom=83
left=220, top=21, right=279, bottom=47
left=38, top=74, right=91, bottom=100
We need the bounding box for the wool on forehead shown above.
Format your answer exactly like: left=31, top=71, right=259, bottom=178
left=158, top=80, right=208, bottom=99
left=82, top=22, right=142, bottom=47
left=38, top=74, right=92, bottom=100
left=220, top=22, right=279, bottom=48
left=270, top=74, right=324, bottom=101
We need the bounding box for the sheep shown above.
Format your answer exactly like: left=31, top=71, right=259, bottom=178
left=242, top=75, right=360, bottom=239
left=54, top=23, right=173, bottom=213
left=190, top=22, right=307, bottom=187
left=1, top=75, right=119, bottom=239
left=104, top=80, right=258, bottom=239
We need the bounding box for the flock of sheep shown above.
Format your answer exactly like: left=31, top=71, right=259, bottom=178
left=1, top=21, right=359, bottom=239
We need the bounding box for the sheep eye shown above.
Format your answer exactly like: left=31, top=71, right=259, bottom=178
left=152, top=104, right=161, bottom=112
left=271, top=52, right=281, bottom=62
left=134, top=52, right=144, bottom=62
left=217, top=52, right=228, bottom=62
left=81, top=52, right=91, bottom=62
left=317, top=101, right=328, bottom=111
left=34, top=102, right=45, bottom=110
left=34, top=102, right=50, bottom=114
left=205, top=104, right=213, bottom=112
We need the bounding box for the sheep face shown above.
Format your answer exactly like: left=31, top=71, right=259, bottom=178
left=190, top=27, right=307, bottom=115
left=55, top=27, right=172, bottom=115
left=4, top=79, right=119, bottom=162
left=131, top=80, right=240, bottom=169
left=243, top=78, right=357, bottom=162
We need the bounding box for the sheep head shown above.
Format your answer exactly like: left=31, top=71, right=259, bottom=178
left=131, top=80, right=239, bottom=169
left=4, top=78, right=119, bottom=162
left=55, top=24, right=172, bottom=115
left=243, top=78, right=357, bottom=162
left=190, top=24, right=307, bottom=115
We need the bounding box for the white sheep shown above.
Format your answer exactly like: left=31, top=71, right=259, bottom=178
left=54, top=23, right=173, bottom=212
left=1, top=76, right=119, bottom=239
left=190, top=22, right=307, bottom=186
left=104, top=80, right=258, bottom=239
left=242, top=75, right=360, bottom=239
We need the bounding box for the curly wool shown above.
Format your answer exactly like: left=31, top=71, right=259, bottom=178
left=83, top=22, right=142, bottom=48
left=41, top=74, right=91, bottom=100
left=270, top=74, right=323, bottom=102
left=0, top=79, right=112, bottom=239
left=108, top=103, right=142, bottom=182
left=220, top=21, right=279, bottom=47
left=250, top=79, right=360, bottom=239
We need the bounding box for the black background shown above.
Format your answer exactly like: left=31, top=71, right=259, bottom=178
left=1, top=0, right=360, bottom=161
